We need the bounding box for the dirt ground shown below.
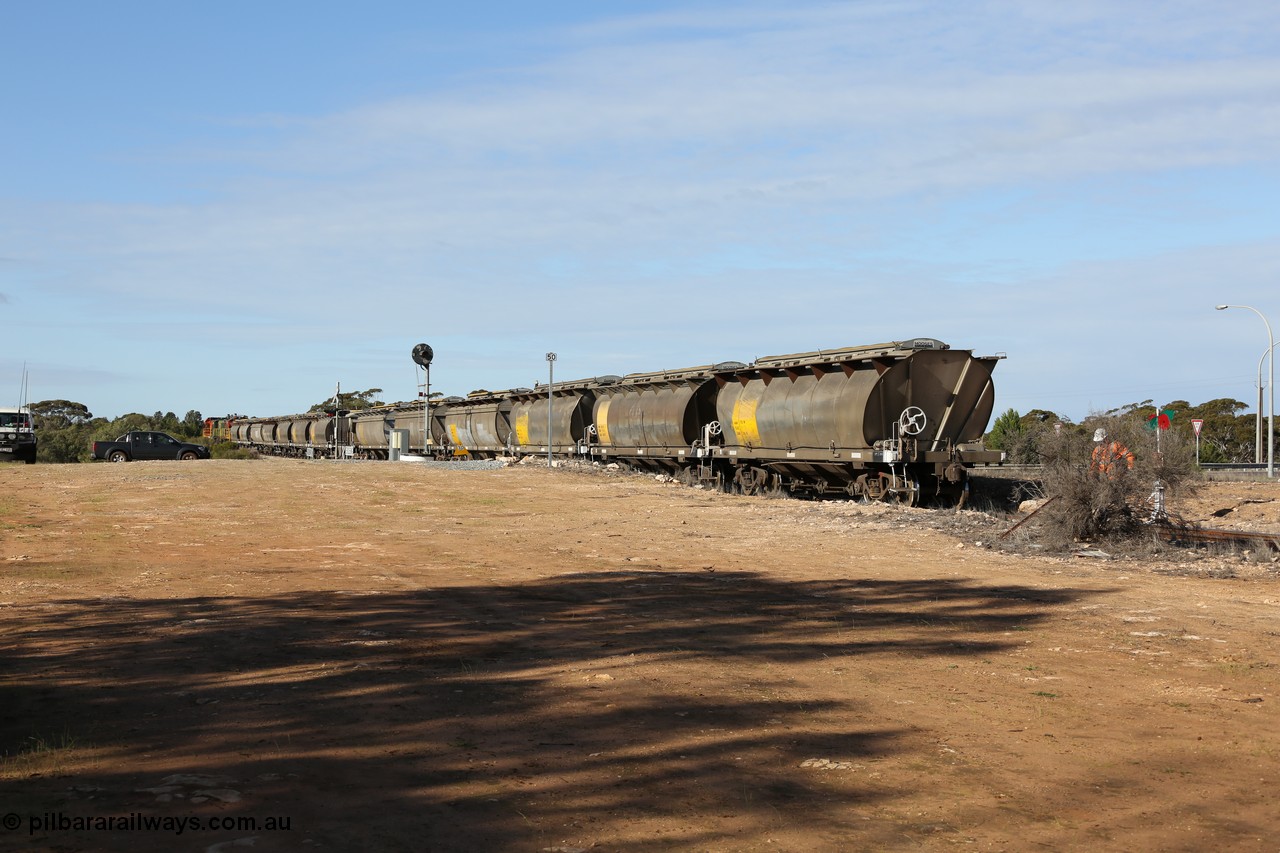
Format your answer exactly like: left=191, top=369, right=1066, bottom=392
left=1, top=460, right=1279, bottom=853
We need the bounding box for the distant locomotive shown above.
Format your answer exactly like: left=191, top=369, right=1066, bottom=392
left=222, top=337, right=1003, bottom=505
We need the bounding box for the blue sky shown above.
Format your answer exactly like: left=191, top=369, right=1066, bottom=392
left=4, top=1, right=1280, bottom=423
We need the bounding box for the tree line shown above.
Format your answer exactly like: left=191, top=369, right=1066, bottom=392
left=24, top=388, right=392, bottom=463
left=984, top=397, right=1270, bottom=464
left=24, top=400, right=210, bottom=463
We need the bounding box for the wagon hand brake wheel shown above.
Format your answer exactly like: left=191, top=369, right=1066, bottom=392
left=898, top=406, right=927, bottom=436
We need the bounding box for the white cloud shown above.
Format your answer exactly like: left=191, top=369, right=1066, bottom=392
left=3, top=1, right=1280, bottom=417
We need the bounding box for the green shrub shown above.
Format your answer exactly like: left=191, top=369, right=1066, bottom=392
left=210, top=442, right=257, bottom=460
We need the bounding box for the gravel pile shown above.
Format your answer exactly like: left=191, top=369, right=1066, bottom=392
left=403, top=458, right=510, bottom=471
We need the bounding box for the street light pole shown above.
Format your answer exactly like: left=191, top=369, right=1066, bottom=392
left=1255, top=342, right=1280, bottom=465
left=1217, top=305, right=1274, bottom=477
left=545, top=352, right=557, bottom=467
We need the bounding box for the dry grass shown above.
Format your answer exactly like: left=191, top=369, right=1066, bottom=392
left=0, top=729, right=90, bottom=780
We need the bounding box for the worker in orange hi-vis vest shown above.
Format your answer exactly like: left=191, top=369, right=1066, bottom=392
left=1090, top=428, right=1135, bottom=476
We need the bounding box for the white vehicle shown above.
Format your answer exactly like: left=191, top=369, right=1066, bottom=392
left=0, top=406, right=37, bottom=464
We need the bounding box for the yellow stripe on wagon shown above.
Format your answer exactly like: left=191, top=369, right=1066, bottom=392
left=595, top=399, right=612, bottom=445
left=514, top=412, right=530, bottom=446
left=732, top=396, right=762, bottom=447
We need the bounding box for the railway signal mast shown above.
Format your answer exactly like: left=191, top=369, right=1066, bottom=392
left=413, top=343, right=434, bottom=458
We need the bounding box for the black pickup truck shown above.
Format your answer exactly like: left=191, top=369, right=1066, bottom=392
left=92, top=431, right=211, bottom=462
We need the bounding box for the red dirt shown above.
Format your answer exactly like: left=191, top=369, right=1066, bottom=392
left=2, top=460, right=1279, bottom=852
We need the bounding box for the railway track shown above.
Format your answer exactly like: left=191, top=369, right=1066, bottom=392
left=1150, top=520, right=1280, bottom=552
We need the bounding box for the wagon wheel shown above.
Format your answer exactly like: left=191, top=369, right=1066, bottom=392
left=854, top=474, right=875, bottom=504
left=918, top=479, right=966, bottom=509
left=892, top=476, right=920, bottom=507
left=868, top=473, right=893, bottom=504
left=862, top=472, right=904, bottom=505
left=734, top=466, right=771, bottom=496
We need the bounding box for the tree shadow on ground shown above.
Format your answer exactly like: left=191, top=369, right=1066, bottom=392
left=0, top=570, right=1101, bottom=851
